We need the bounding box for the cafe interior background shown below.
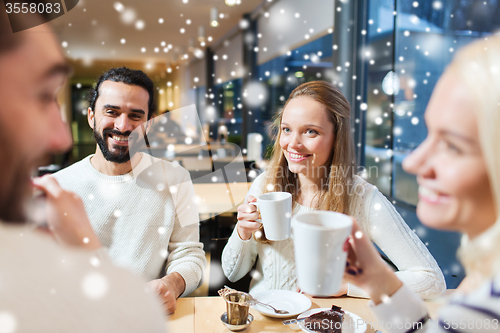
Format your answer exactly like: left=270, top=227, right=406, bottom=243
left=47, top=0, right=500, bottom=296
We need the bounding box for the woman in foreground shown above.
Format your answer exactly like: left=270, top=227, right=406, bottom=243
left=345, top=35, right=500, bottom=332
left=222, top=80, right=445, bottom=298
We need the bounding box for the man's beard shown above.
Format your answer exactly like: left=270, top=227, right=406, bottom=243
left=0, top=150, right=35, bottom=223
left=94, top=127, right=132, bottom=164
left=0, top=171, right=31, bottom=223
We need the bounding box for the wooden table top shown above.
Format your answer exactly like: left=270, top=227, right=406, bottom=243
left=181, top=157, right=213, bottom=171
left=166, top=295, right=447, bottom=333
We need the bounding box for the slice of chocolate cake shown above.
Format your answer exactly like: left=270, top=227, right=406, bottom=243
left=304, top=305, right=345, bottom=333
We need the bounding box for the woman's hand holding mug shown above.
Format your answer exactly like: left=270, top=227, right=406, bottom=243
left=236, top=195, right=262, bottom=240
left=343, top=219, right=402, bottom=304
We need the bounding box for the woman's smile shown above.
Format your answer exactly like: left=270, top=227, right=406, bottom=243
left=287, top=151, right=313, bottom=162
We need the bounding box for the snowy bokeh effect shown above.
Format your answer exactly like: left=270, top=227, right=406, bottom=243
left=0, top=313, right=17, bottom=333
left=414, top=227, right=427, bottom=238
left=193, top=49, right=205, bottom=59
left=159, top=249, right=168, bottom=259
left=0, top=312, right=17, bottom=333
left=90, top=257, right=101, bottom=267
left=382, top=71, right=400, bottom=95
left=243, top=81, right=268, bottom=107
left=204, top=105, right=218, bottom=123
left=257, top=0, right=333, bottom=65
left=82, top=273, right=109, bottom=299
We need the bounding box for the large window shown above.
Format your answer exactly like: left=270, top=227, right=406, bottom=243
left=364, top=0, right=500, bottom=204
left=359, top=0, right=500, bottom=287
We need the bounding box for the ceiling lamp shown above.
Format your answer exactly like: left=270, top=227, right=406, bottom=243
left=210, top=7, right=219, bottom=27
left=198, top=25, right=205, bottom=42
left=225, top=0, right=236, bottom=5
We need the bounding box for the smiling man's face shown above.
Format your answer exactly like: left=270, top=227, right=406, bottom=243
left=88, top=80, right=149, bottom=164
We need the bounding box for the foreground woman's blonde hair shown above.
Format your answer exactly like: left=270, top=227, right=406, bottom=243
left=261, top=81, right=357, bottom=214
left=451, top=34, right=500, bottom=279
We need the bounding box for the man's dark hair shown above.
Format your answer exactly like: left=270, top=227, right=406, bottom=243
left=0, top=1, right=55, bottom=53
left=0, top=7, right=24, bottom=53
left=88, top=67, right=156, bottom=119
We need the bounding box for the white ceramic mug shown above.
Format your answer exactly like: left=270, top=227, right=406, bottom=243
left=293, top=211, right=353, bottom=296
left=250, top=192, right=292, bottom=241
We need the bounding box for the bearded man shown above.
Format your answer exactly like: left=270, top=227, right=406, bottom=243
left=53, top=67, right=206, bottom=314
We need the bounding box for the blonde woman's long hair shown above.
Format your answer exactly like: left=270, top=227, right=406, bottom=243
left=261, top=81, right=357, bottom=214
left=451, top=34, right=500, bottom=279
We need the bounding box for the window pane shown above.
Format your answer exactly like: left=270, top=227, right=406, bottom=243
left=213, top=79, right=243, bottom=145
left=365, top=0, right=500, bottom=204
left=392, top=0, right=500, bottom=205
left=364, top=0, right=395, bottom=195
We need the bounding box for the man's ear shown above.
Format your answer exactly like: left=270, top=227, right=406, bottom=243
left=87, top=107, right=94, bottom=129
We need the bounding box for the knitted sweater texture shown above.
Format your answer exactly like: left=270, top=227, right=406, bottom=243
left=221, top=172, right=446, bottom=298
left=53, top=153, right=206, bottom=296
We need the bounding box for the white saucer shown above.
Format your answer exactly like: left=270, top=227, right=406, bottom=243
left=249, top=290, right=312, bottom=318
left=297, top=308, right=367, bottom=333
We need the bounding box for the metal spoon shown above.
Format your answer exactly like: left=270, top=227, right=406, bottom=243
left=250, top=297, right=290, bottom=315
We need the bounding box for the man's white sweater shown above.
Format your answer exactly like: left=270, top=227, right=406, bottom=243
left=0, top=223, right=166, bottom=332
left=53, top=153, right=206, bottom=296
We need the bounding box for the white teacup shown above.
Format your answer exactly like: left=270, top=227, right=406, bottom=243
left=250, top=192, right=292, bottom=241
left=293, top=211, right=353, bottom=296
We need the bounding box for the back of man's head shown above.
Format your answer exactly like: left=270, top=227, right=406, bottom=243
left=0, top=8, right=22, bottom=53
left=0, top=6, right=37, bottom=223
left=0, top=1, right=53, bottom=53
left=0, top=5, right=71, bottom=223
left=89, top=67, right=156, bottom=120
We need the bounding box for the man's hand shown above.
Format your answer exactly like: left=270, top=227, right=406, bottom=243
left=148, top=272, right=186, bottom=314
left=32, top=176, right=101, bottom=250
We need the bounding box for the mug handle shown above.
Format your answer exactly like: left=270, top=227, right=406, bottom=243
left=248, top=202, right=262, bottom=223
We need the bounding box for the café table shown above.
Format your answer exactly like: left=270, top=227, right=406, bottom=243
left=181, top=156, right=213, bottom=171
left=167, top=294, right=448, bottom=333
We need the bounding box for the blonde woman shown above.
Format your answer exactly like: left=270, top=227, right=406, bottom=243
left=344, top=35, right=500, bottom=331
left=221, top=81, right=446, bottom=298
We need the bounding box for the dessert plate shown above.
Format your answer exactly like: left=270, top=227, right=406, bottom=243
left=297, top=308, right=367, bottom=333
left=249, top=290, right=312, bottom=318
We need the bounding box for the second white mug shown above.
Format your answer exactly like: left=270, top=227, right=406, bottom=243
left=293, top=211, right=353, bottom=296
